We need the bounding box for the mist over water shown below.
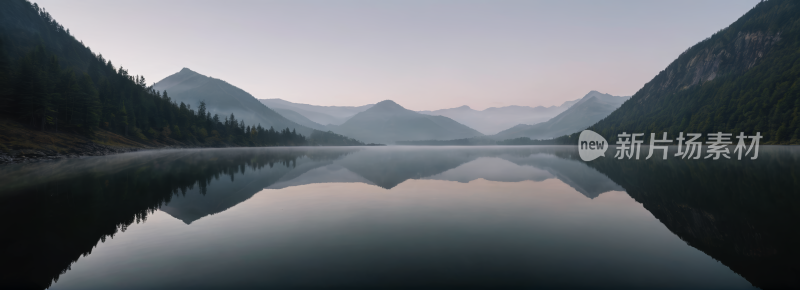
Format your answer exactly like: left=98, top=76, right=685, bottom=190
left=2, top=146, right=797, bottom=289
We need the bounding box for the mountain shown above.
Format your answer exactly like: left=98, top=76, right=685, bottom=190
left=154, top=68, right=314, bottom=135
left=418, top=100, right=579, bottom=135
left=332, top=100, right=483, bottom=144
left=493, top=91, right=629, bottom=140
left=259, top=98, right=373, bottom=126
left=582, top=0, right=800, bottom=144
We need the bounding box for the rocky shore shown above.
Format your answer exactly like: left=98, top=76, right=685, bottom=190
left=0, top=143, right=143, bottom=165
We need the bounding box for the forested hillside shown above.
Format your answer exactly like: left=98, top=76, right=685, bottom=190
left=0, top=0, right=361, bottom=152
left=580, top=0, right=800, bottom=145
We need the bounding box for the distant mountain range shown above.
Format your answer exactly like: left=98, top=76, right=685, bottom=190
left=419, top=101, right=579, bottom=135
left=154, top=68, right=625, bottom=144
left=332, top=100, right=483, bottom=144
left=261, top=92, right=623, bottom=143
left=493, top=91, right=629, bottom=140
left=157, top=70, right=615, bottom=145
left=261, top=98, right=582, bottom=136
left=154, top=68, right=314, bottom=136
left=259, top=98, right=373, bottom=126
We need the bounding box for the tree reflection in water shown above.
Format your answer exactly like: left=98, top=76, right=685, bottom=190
left=0, top=146, right=797, bottom=289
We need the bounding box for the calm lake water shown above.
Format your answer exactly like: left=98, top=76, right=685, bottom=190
left=0, top=146, right=798, bottom=289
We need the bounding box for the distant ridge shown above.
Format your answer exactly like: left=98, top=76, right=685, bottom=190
left=493, top=91, right=629, bottom=140
left=333, top=100, right=484, bottom=144
left=259, top=98, right=373, bottom=126
left=418, top=100, right=579, bottom=135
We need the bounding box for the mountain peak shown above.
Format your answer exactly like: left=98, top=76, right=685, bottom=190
left=582, top=90, right=607, bottom=98
left=373, top=100, right=405, bottom=110
left=376, top=99, right=398, bottom=105
left=178, top=67, right=201, bottom=75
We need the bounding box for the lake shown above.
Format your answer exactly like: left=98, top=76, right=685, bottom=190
left=0, top=146, right=797, bottom=289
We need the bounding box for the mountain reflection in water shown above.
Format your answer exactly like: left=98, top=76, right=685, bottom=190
left=0, top=146, right=796, bottom=289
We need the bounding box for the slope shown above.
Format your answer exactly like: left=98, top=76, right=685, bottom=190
left=273, top=108, right=328, bottom=131
left=493, top=91, right=629, bottom=140
left=333, top=100, right=483, bottom=144
left=154, top=68, right=313, bottom=136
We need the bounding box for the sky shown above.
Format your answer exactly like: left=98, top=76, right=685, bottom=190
left=35, top=0, right=759, bottom=111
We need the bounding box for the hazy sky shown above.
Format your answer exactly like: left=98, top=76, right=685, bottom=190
left=35, top=0, right=758, bottom=111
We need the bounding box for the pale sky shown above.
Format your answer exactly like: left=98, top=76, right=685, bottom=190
left=35, top=0, right=758, bottom=111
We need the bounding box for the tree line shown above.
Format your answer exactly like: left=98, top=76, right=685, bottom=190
left=0, top=0, right=362, bottom=147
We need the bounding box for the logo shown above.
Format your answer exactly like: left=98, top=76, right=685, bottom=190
left=578, top=130, right=608, bottom=161
left=578, top=131, right=762, bottom=161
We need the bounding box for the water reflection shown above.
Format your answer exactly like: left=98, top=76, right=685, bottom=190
left=0, top=146, right=796, bottom=289
left=51, top=182, right=748, bottom=290
left=581, top=146, right=800, bottom=289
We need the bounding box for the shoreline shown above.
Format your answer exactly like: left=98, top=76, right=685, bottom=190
left=0, top=143, right=380, bottom=165
left=0, top=142, right=146, bottom=165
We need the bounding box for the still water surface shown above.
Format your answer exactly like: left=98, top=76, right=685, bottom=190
left=0, top=146, right=797, bottom=289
